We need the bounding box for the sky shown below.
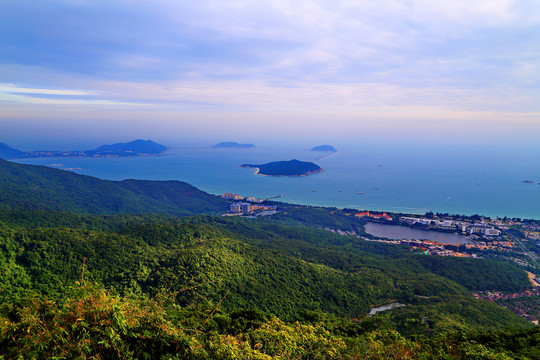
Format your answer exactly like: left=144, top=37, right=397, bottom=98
left=1, top=0, right=540, bottom=149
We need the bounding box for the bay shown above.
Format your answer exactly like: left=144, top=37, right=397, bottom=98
left=13, top=142, right=540, bottom=219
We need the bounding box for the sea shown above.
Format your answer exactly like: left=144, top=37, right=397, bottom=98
left=13, top=141, right=540, bottom=219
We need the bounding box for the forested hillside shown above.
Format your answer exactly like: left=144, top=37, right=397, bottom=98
left=0, top=159, right=537, bottom=358
left=0, top=213, right=532, bottom=334
left=0, top=159, right=228, bottom=215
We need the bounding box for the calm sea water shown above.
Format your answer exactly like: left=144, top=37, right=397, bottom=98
left=364, top=223, right=471, bottom=244
left=14, top=143, right=540, bottom=219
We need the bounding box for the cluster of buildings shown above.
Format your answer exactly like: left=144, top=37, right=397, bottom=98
left=355, top=211, right=393, bottom=221
left=401, top=239, right=472, bottom=256
left=222, top=193, right=276, bottom=215
left=229, top=202, right=276, bottom=214
left=473, top=287, right=540, bottom=324
left=523, top=221, right=540, bottom=240
left=221, top=193, right=264, bottom=203
left=524, top=231, right=540, bottom=240
left=222, top=193, right=244, bottom=201
left=463, top=240, right=513, bottom=250
left=400, top=216, right=501, bottom=237
left=361, top=234, right=516, bottom=258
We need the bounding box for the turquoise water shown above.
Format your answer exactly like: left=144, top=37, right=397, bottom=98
left=14, top=143, right=540, bottom=219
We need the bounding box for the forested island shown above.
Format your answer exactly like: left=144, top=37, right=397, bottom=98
left=241, top=159, right=324, bottom=176
left=84, top=139, right=168, bottom=156
left=213, top=141, right=255, bottom=148
left=0, top=139, right=168, bottom=158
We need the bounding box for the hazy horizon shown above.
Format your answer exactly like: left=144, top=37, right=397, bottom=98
left=4, top=133, right=540, bottom=156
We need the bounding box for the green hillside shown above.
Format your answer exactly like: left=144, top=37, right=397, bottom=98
left=0, top=158, right=228, bottom=215
left=0, top=159, right=536, bottom=358
left=0, top=214, right=532, bottom=335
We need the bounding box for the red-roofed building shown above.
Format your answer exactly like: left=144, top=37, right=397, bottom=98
left=355, top=211, right=392, bottom=221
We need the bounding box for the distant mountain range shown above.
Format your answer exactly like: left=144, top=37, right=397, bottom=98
left=0, top=158, right=228, bottom=216
left=241, top=159, right=323, bottom=176
left=213, top=141, right=255, bottom=148
left=0, top=139, right=168, bottom=159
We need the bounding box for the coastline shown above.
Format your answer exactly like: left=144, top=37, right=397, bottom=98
left=17, top=152, right=170, bottom=159
left=242, top=165, right=325, bottom=177
left=14, top=147, right=540, bottom=219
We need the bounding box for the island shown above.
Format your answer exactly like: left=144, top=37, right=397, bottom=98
left=241, top=159, right=324, bottom=176
left=311, top=145, right=337, bottom=152
left=213, top=142, right=255, bottom=149
left=84, top=139, right=168, bottom=156
left=0, top=139, right=168, bottom=158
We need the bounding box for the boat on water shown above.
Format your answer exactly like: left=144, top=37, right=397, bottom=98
left=358, top=192, right=364, bottom=195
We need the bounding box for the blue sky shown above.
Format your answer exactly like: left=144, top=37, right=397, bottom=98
left=1, top=0, right=539, bottom=148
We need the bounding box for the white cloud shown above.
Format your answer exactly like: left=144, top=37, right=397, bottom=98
left=0, top=84, right=96, bottom=96
left=0, top=83, right=148, bottom=106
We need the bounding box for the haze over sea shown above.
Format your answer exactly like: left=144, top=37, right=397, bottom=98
left=14, top=139, right=540, bottom=220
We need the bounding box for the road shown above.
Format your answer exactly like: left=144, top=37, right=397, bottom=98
left=504, top=229, right=540, bottom=270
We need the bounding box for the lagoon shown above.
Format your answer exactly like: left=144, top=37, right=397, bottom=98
left=364, top=223, right=472, bottom=245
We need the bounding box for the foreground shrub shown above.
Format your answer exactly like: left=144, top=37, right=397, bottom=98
left=0, top=284, right=201, bottom=359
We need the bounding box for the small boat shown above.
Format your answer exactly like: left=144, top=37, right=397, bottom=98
left=358, top=192, right=364, bottom=195
left=312, top=189, right=316, bottom=192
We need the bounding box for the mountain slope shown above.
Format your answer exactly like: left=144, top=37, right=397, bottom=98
left=0, top=158, right=227, bottom=215
left=0, top=221, right=530, bottom=333
left=0, top=143, right=25, bottom=159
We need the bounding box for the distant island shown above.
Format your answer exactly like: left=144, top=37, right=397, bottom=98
left=311, top=145, right=337, bottom=152
left=84, top=139, right=168, bottom=156
left=0, top=139, right=168, bottom=159
left=241, top=159, right=323, bottom=176
left=213, top=142, right=255, bottom=149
